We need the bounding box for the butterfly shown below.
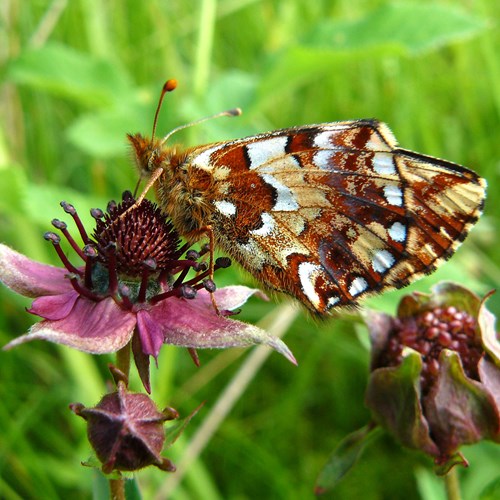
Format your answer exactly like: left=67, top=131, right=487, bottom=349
left=128, top=80, right=486, bottom=314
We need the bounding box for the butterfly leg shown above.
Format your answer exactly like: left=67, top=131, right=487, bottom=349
left=198, top=225, right=221, bottom=315
left=120, top=167, right=165, bottom=219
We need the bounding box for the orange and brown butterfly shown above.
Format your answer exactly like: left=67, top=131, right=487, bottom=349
left=127, top=79, right=486, bottom=314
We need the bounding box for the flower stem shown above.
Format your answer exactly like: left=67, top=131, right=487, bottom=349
left=116, top=342, right=131, bottom=380
left=109, top=478, right=125, bottom=500
left=108, top=343, right=132, bottom=499
left=444, top=468, right=462, bottom=500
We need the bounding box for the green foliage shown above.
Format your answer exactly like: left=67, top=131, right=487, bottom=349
left=1, top=0, right=499, bottom=498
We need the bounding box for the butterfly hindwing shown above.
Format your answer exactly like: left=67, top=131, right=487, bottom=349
left=186, top=121, right=485, bottom=313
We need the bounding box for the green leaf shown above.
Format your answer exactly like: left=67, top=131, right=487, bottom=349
left=315, top=426, right=381, bottom=495
left=66, top=107, right=141, bottom=157
left=7, top=42, right=132, bottom=107
left=124, top=478, right=142, bottom=500
left=480, top=476, right=500, bottom=500
left=24, top=183, right=109, bottom=229
left=0, top=164, right=28, bottom=214
left=164, top=402, right=204, bottom=448
left=304, top=3, right=488, bottom=55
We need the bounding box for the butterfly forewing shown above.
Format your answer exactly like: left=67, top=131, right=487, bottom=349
left=186, top=120, right=485, bottom=313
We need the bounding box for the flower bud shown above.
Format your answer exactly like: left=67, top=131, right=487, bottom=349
left=364, top=282, right=500, bottom=473
left=70, top=382, right=177, bottom=473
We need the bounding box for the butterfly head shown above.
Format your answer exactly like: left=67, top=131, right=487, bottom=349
left=127, top=133, right=166, bottom=177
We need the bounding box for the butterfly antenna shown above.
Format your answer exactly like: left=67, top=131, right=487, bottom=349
left=151, top=79, right=241, bottom=145
left=151, top=79, right=178, bottom=139
left=160, top=108, right=242, bottom=147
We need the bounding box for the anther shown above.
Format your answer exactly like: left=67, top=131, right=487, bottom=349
left=202, top=279, right=216, bottom=293
left=181, top=285, right=197, bottom=299
left=215, top=257, right=231, bottom=269
left=44, top=231, right=81, bottom=274
left=51, top=219, right=67, bottom=230
left=118, top=284, right=133, bottom=309
left=107, top=200, right=118, bottom=213
left=194, top=261, right=208, bottom=272
left=60, top=201, right=91, bottom=244
left=91, top=208, right=104, bottom=220
left=186, top=250, right=200, bottom=261
left=60, top=201, right=76, bottom=215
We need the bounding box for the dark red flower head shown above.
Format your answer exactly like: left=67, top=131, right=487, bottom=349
left=365, top=282, right=500, bottom=474
left=1, top=192, right=296, bottom=391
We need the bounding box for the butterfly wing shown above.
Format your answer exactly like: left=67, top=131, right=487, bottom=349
left=189, top=120, right=486, bottom=313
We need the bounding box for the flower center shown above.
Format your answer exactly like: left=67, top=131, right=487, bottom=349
left=380, top=306, right=481, bottom=392
left=44, top=191, right=231, bottom=310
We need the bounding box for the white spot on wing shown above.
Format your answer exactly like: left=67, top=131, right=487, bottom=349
left=327, top=296, right=340, bottom=309
left=191, top=144, right=225, bottom=169
left=214, top=200, right=236, bottom=217
left=388, top=222, right=406, bottom=242
left=250, top=212, right=275, bottom=237
left=349, top=277, right=368, bottom=297
left=372, top=250, right=395, bottom=273
left=383, top=185, right=403, bottom=206
left=246, top=137, right=288, bottom=169
left=261, top=173, right=299, bottom=211
left=313, top=131, right=334, bottom=149
left=298, top=262, right=322, bottom=309
left=373, top=152, right=396, bottom=175
left=314, top=150, right=336, bottom=170
left=313, top=127, right=350, bottom=149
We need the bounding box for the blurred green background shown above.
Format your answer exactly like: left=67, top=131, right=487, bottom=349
left=0, top=0, right=499, bottom=498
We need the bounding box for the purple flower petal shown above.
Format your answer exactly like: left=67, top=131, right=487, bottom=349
left=365, top=348, right=440, bottom=457
left=28, top=290, right=79, bottom=320
left=423, top=350, right=500, bottom=455
left=0, top=244, right=73, bottom=297
left=198, top=286, right=269, bottom=310
left=136, top=309, right=165, bottom=359
left=478, top=357, right=500, bottom=428
left=3, top=297, right=136, bottom=354
left=150, top=298, right=296, bottom=364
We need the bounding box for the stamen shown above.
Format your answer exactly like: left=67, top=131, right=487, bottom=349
left=106, top=243, right=119, bottom=295
left=215, top=257, right=231, bottom=269
left=44, top=232, right=82, bottom=275
left=117, top=284, right=133, bottom=310
left=150, top=283, right=197, bottom=305
left=201, top=279, right=216, bottom=293
left=171, top=260, right=199, bottom=288
left=138, top=258, right=157, bottom=303
left=83, top=244, right=98, bottom=289
left=199, top=243, right=210, bottom=257
left=60, top=201, right=91, bottom=244
left=176, top=242, right=191, bottom=258
left=91, top=208, right=104, bottom=220
left=186, top=250, right=200, bottom=261
left=107, top=200, right=118, bottom=213
left=68, top=274, right=101, bottom=301
left=181, top=285, right=197, bottom=299
left=52, top=219, right=86, bottom=259
left=181, top=268, right=212, bottom=288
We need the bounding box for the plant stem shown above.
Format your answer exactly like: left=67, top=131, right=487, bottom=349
left=444, top=468, right=462, bottom=500
left=116, top=342, right=131, bottom=379
left=109, top=478, right=125, bottom=500
left=107, top=342, right=132, bottom=499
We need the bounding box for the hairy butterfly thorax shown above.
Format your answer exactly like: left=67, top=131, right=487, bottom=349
left=127, top=79, right=486, bottom=314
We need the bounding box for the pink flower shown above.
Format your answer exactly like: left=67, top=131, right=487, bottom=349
left=1, top=192, right=296, bottom=391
